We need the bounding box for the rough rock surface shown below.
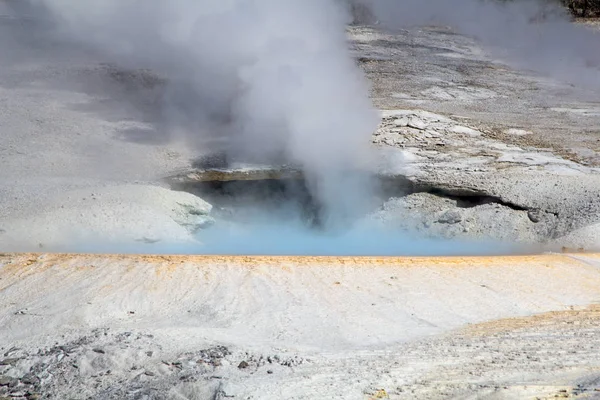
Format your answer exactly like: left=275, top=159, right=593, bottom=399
left=351, top=23, right=600, bottom=248
left=368, top=193, right=546, bottom=245
left=372, top=109, right=600, bottom=248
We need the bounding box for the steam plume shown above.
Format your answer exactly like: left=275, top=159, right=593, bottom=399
left=27, top=0, right=380, bottom=225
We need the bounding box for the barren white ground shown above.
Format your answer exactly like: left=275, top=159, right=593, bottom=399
left=2, top=254, right=600, bottom=399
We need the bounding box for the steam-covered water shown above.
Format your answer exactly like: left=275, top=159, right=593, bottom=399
left=192, top=222, right=520, bottom=256
left=69, top=203, right=524, bottom=256
left=69, top=224, right=521, bottom=256
left=60, top=180, right=526, bottom=256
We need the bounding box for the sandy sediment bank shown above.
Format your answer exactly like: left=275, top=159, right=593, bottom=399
left=2, top=253, right=600, bottom=399
left=2, top=252, right=600, bottom=348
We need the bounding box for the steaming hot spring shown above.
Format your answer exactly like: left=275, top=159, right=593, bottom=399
left=150, top=153, right=528, bottom=257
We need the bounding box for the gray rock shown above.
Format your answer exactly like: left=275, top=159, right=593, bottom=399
left=57, top=345, right=76, bottom=354
left=408, top=117, right=428, bottom=130
left=0, top=360, right=19, bottom=367
left=527, top=209, right=543, bottom=223
left=19, top=374, right=38, bottom=385
left=393, top=117, right=409, bottom=127
left=136, top=237, right=160, bottom=244
left=0, top=377, right=15, bottom=387
left=437, top=210, right=463, bottom=224
left=182, top=215, right=215, bottom=233
left=238, top=361, right=249, bottom=369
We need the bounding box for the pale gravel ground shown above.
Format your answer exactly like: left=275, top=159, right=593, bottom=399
left=2, top=254, right=600, bottom=399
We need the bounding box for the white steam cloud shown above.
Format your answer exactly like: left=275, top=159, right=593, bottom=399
left=25, top=0, right=380, bottom=226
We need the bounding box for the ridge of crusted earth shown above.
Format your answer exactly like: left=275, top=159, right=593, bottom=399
left=370, top=109, right=600, bottom=247
left=348, top=24, right=600, bottom=248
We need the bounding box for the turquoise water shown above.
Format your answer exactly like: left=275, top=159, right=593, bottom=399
left=67, top=202, right=528, bottom=256
left=72, top=225, right=522, bottom=256
left=189, top=221, right=523, bottom=257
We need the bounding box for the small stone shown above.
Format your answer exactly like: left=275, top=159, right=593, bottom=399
left=451, top=126, right=481, bottom=136
left=9, top=392, right=24, bottom=398
left=371, top=389, right=389, bottom=399
left=3, top=348, right=21, bottom=358
left=19, top=374, right=38, bottom=385
left=144, top=371, right=155, bottom=377
left=238, top=361, right=249, bottom=369
left=0, top=359, right=19, bottom=367
left=267, top=370, right=273, bottom=374
left=58, top=345, right=75, bottom=354
left=137, top=237, right=160, bottom=244
left=92, top=348, right=105, bottom=354
left=527, top=209, right=543, bottom=223
left=146, top=351, right=153, bottom=357
left=437, top=210, right=463, bottom=224
left=393, top=117, right=409, bottom=127
left=26, top=394, right=41, bottom=400
left=190, top=215, right=215, bottom=230
left=407, top=117, right=427, bottom=130
left=0, top=377, right=16, bottom=387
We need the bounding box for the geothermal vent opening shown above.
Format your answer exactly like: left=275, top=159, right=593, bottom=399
left=167, top=157, right=525, bottom=257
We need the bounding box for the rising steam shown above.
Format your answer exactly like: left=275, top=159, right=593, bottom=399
left=28, top=0, right=380, bottom=226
